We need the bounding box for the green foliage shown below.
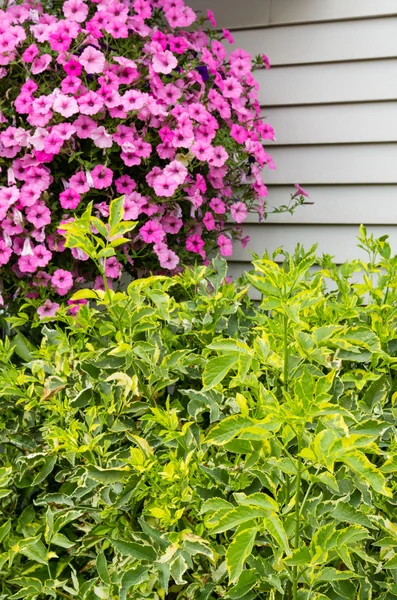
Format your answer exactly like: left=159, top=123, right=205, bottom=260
left=1, top=228, right=397, bottom=599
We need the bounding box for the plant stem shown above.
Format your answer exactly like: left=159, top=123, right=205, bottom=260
left=283, top=314, right=290, bottom=391
left=292, top=434, right=303, bottom=600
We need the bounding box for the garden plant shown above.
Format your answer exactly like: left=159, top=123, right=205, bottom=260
left=0, top=216, right=397, bottom=599
left=0, top=0, right=304, bottom=312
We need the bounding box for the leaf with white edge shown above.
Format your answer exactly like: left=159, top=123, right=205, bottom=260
left=340, top=451, right=392, bottom=497
left=200, top=498, right=233, bottom=515
left=234, top=492, right=279, bottom=513
left=70, top=289, right=104, bottom=301
left=109, top=195, right=125, bottom=235
left=228, top=569, right=258, bottom=599
left=96, top=553, right=110, bottom=584
left=109, top=539, right=157, bottom=561
left=170, top=555, right=188, bottom=585
left=284, top=546, right=312, bottom=566
left=87, top=466, right=131, bottom=484
left=226, top=526, right=258, bottom=583
left=381, top=455, right=397, bottom=473
left=120, top=566, right=149, bottom=600
left=211, top=506, right=266, bottom=534
left=313, top=567, right=359, bottom=584
left=384, top=554, right=397, bottom=569
left=17, top=537, right=49, bottom=565
left=203, top=355, right=239, bottom=390
left=207, top=339, right=252, bottom=355
left=206, top=415, right=254, bottom=445
left=263, top=513, right=292, bottom=556
left=331, top=502, right=377, bottom=530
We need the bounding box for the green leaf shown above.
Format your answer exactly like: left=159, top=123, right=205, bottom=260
left=340, top=451, right=392, bottom=497
left=228, top=569, right=258, bottom=599
left=384, top=554, right=397, bottom=569
left=206, top=415, right=254, bottom=445
left=17, top=537, right=48, bottom=565
left=234, top=492, right=279, bottom=512
left=70, top=387, right=93, bottom=409
left=212, top=507, right=266, bottom=534
left=331, top=502, right=377, bottom=529
left=120, top=566, right=149, bottom=600
left=91, top=217, right=109, bottom=238
left=314, top=567, right=359, bottom=584
left=226, top=526, right=258, bottom=583
left=263, top=513, right=292, bottom=555
left=109, top=195, right=125, bottom=236
left=96, top=553, right=110, bottom=584
left=109, top=539, right=157, bottom=561
left=203, top=355, right=239, bottom=390
left=207, top=339, right=252, bottom=355
left=87, top=466, right=131, bottom=484
left=284, top=546, right=312, bottom=566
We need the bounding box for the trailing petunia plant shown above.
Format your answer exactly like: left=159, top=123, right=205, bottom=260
left=0, top=0, right=305, bottom=310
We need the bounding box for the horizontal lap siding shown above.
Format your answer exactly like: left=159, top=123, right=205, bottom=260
left=257, top=61, right=397, bottom=106
left=187, top=0, right=397, bottom=273
left=232, top=18, right=397, bottom=65
left=264, top=104, right=397, bottom=145
left=188, top=0, right=397, bottom=29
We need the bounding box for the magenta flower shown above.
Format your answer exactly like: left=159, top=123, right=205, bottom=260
left=0, top=240, right=12, bottom=266
left=52, top=269, right=73, bottom=295
left=60, top=188, right=81, bottom=209
left=186, top=234, right=205, bottom=254
left=115, top=175, right=136, bottom=195
left=37, top=299, right=60, bottom=320
left=140, top=220, right=165, bottom=244
left=33, top=244, right=52, bottom=267
left=231, top=202, right=248, bottom=224
left=53, top=94, right=79, bottom=118
left=158, top=248, right=179, bottom=270
left=91, top=165, right=113, bottom=190
left=210, top=198, right=226, bottom=215
left=207, top=9, right=217, bottom=27
left=218, top=234, right=233, bottom=256
left=31, top=54, right=52, bottom=74
left=63, top=0, right=89, bottom=22
left=294, top=183, right=309, bottom=198
left=80, top=46, right=106, bottom=74
left=152, top=50, right=178, bottom=74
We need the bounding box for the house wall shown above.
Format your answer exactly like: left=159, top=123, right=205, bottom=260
left=188, top=0, right=397, bottom=280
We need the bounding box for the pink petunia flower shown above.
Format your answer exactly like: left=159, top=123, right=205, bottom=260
left=59, top=188, right=81, bottom=209
left=210, top=198, right=226, bottom=215
left=31, top=54, right=52, bottom=74
left=140, top=220, right=165, bottom=244
left=33, top=244, right=52, bottom=267
left=63, top=0, right=89, bottom=22
left=52, top=269, right=73, bottom=295
left=218, top=234, right=233, bottom=256
left=115, top=175, right=136, bottom=195
left=80, top=46, right=106, bottom=74
left=0, top=240, right=12, bottom=266
left=207, top=9, right=216, bottom=27
left=91, top=165, right=113, bottom=189
left=158, top=247, right=179, bottom=270
left=186, top=234, right=205, bottom=254
left=53, top=93, right=79, bottom=118
left=37, top=299, right=60, bottom=319
left=230, top=201, right=248, bottom=224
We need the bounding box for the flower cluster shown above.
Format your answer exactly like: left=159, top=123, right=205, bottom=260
left=0, top=0, right=276, bottom=305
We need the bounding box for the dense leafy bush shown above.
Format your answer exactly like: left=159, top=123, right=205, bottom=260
left=0, top=0, right=304, bottom=307
left=1, top=227, right=397, bottom=599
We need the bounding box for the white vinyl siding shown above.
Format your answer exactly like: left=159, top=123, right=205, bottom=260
left=188, top=0, right=397, bottom=279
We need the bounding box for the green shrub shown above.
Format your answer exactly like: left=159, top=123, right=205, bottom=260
left=1, top=227, right=397, bottom=600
